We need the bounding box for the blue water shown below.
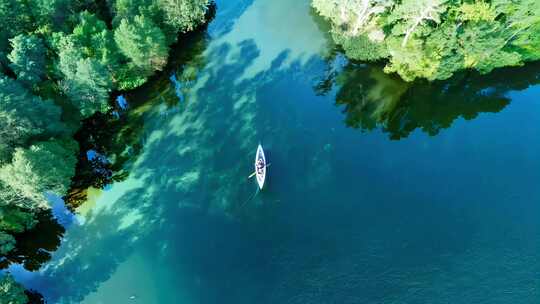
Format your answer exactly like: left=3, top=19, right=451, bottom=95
left=11, top=0, right=540, bottom=303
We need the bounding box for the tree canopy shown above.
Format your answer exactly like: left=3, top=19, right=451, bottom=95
left=312, top=0, right=540, bottom=81
left=0, top=274, right=28, bottom=304
left=158, top=0, right=209, bottom=33
left=0, top=75, right=65, bottom=162
left=8, top=34, right=47, bottom=88
left=115, top=15, right=169, bottom=72
left=61, top=57, right=113, bottom=117
left=0, top=139, right=78, bottom=206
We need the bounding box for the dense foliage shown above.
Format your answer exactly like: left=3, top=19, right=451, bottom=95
left=0, top=274, right=28, bottom=304
left=0, top=74, right=71, bottom=262
left=312, top=0, right=540, bottom=81
left=0, top=0, right=210, bottom=298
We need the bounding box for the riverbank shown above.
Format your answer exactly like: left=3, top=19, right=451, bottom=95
left=0, top=2, right=214, bottom=302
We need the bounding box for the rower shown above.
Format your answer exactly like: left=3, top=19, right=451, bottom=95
left=256, top=158, right=264, bottom=173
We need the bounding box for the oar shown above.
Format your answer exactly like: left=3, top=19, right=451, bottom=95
left=248, top=163, right=271, bottom=179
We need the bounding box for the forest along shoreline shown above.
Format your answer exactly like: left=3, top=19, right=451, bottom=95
left=0, top=1, right=214, bottom=302
left=312, top=0, right=540, bottom=81
left=1, top=0, right=539, bottom=303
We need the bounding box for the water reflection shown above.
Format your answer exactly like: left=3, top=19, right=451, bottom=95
left=1, top=211, right=64, bottom=271
left=21, top=21, right=335, bottom=300
left=65, top=111, right=143, bottom=210
left=12, top=0, right=540, bottom=302
left=64, top=28, right=213, bottom=212
left=317, top=59, right=540, bottom=140
left=16, top=28, right=218, bottom=302
left=21, top=23, right=264, bottom=302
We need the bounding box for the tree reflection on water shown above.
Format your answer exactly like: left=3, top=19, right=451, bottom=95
left=316, top=59, right=540, bottom=139
left=64, top=28, right=212, bottom=211
left=1, top=211, right=64, bottom=271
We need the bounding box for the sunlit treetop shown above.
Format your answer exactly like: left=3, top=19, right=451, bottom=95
left=0, top=274, right=28, bottom=304
left=313, top=0, right=540, bottom=81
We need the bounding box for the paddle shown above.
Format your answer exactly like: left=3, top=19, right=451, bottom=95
left=248, top=163, right=271, bottom=179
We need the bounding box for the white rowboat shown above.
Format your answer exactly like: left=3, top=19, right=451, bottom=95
left=254, top=144, right=266, bottom=189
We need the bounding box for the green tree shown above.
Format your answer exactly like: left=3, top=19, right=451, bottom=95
left=72, top=11, right=122, bottom=69
left=0, top=0, right=32, bottom=51
left=26, top=0, right=74, bottom=30
left=312, top=0, right=540, bottom=81
left=312, top=0, right=392, bottom=38
left=52, top=12, right=121, bottom=115
left=333, top=32, right=389, bottom=61
left=312, top=0, right=391, bottom=61
left=114, top=63, right=151, bottom=90
left=109, top=0, right=211, bottom=89
left=157, top=0, right=209, bottom=33
left=388, top=0, right=447, bottom=47
left=383, top=19, right=464, bottom=82
left=0, top=76, right=65, bottom=162
left=458, top=22, right=522, bottom=75
left=493, top=0, right=540, bottom=62
left=61, top=57, right=113, bottom=117
left=114, top=15, right=169, bottom=72
left=0, top=274, right=28, bottom=304
left=0, top=233, right=16, bottom=255
left=113, top=0, right=158, bottom=23
left=54, top=34, right=82, bottom=78
left=8, top=34, right=47, bottom=87
left=0, top=203, right=36, bottom=233
left=0, top=139, right=78, bottom=206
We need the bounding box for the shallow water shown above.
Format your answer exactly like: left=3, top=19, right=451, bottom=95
left=11, top=0, right=540, bottom=303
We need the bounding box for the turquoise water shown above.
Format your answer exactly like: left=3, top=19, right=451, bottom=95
left=12, top=0, right=540, bottom=303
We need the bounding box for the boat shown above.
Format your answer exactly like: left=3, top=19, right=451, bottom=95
left=254, top=144, right=266, bottom=189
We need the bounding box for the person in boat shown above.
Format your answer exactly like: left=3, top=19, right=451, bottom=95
left=256, top=158, right=265, bottom=174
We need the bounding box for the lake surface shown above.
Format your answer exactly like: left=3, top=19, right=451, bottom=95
left=11, top=0, right=540, bottom=303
